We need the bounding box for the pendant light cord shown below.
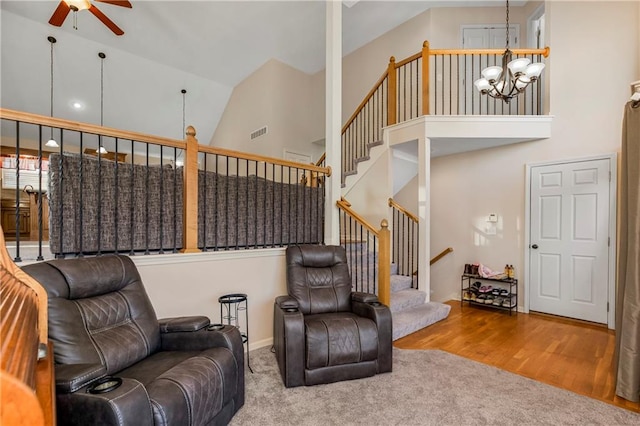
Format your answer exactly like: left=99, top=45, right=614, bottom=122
left=100, top=53, right=105, bottom=127
left=48, top=36, right=56, bottom=141
left=181, top=89, right=187, bottom=138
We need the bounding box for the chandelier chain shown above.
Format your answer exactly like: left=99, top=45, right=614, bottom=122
left=505, top=0, right=510, bottom=50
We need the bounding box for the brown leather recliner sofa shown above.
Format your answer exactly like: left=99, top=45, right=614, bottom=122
left=273, top=245, right=392, bottom=387
left=23, top=255, right=244, bottom=426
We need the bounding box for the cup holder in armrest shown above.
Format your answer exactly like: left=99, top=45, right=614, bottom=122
left=284, top=308, right=298, bottom=313
left=368, top=302, right=382, bottom=306
left=87, top=376, right=122, bottom=394
left=207, top=323, right=225, bottom=331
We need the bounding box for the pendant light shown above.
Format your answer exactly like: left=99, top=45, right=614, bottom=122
left=473, top=0, right=545, bottom=103
left=45, top=36, right=59, bottom=148
left=97, top=51, right=108, bottom=155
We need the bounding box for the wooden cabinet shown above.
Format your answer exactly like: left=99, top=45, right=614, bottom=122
left=1, top=191, right=48, bottom=241
left=1, top=199, right=30, bottom=240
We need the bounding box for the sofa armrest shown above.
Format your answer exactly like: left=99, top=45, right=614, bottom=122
left=352, top=299, right=393, bottom=374
left=158, top=316, right=210, bottom=333
left=275, top=295, right=299, bottom=311
left=351, top=292, right=379, bottom=304
left=57, top=378, right=154, bottom=426
left=55, top=363, right=107, bottom=393
left=273, top=299, right=305, bottom=387
left=160, top=323, right=243, bottom=353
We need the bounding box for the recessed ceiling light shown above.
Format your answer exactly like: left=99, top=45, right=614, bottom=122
left=70, top=101, right=84, bottom=110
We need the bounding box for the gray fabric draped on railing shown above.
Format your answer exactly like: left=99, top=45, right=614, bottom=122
left=48, top=153, right=324, bottom=256
left=197, top=171, right=323, bottom=250
left=615, top=100, right=640, bottom=403
left=48, top=153, right=184, bottom=255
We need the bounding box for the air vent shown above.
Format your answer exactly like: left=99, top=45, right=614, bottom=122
left=251, top=126, right=268, bottom=140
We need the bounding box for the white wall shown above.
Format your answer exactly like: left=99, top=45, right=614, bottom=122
left=0, top=11, right=230, bottom=143
left=210, top=58, right=324, bottom=163
left=133, top=250, right=287, bottom=350
left=343, top=150, right=392, bottom=229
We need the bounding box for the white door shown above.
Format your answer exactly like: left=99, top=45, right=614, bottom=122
left=529, top=159, right=611, bottom=323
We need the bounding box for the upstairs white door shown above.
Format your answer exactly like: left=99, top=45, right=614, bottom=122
left=529, top=158, right=611, bottom=323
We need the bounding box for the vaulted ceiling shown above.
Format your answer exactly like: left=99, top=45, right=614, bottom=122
left=0, top=1, right=511, bottom=143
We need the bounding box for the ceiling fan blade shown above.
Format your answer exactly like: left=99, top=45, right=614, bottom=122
left=48, top=1, right=71, bottom=26
left=95, top=0, right=132, bottom=8
left=88, top=4, right=124, bottom=36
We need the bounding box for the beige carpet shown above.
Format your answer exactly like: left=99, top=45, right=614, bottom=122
left=230, top=346, right=640, bottom=425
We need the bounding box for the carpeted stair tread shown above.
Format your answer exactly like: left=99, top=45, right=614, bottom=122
left=390, top=289, right=426, bottom=313
left=390, top=274, right=413, bottom=292
left=392, top=301, right=451, bottom=341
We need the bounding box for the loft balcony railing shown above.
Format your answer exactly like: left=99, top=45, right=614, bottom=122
left=340, top=40, right=550, bottom=182
left=0, top=108, right=330, bottom=262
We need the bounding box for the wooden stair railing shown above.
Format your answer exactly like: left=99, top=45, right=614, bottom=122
left=336, top=197, right=390, bottom=307
left=325, top=41, right=550, bottom=181
left=0, top=108, right=331, bottom=258
left=388, top=198, right=419, bottom=287
left=430, top=247, right=453, bottom=265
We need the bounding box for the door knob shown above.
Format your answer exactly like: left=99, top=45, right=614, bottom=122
left=531, top=244, right=539, bottom=249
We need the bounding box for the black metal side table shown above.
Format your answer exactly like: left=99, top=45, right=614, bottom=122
left=219, top=293, right=252, bottom=373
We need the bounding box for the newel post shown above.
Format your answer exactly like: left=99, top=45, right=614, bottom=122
left=422, top=41, right=430, bottom=116
left=182, top=125, right=200, bottom=253
left=378, top=219, right=391, bottom=307
left=386, top=56, right=397, bottom=126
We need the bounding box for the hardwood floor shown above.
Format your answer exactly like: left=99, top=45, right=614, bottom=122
left=394, top=301, right=640, bottom=413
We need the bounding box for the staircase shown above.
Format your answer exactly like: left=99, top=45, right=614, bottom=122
left=388, top=263, right=450, bottom=340
left=347, top=244, right=450, bottom=341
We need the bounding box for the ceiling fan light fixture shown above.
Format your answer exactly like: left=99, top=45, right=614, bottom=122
left=65, top=0, right=91, bottom=11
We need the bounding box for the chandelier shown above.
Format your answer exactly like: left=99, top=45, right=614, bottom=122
left=474, top=0, right=545, bottom=103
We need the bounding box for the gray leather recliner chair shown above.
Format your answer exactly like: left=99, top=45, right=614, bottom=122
left=273, top=245, right=392, bottom=388
left=23, top=255, right=244, bottom=426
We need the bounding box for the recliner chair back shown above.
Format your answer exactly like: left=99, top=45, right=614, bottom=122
left=24, top=255, right=161, bottom=373
left=286, top=244, right=352, bottom=314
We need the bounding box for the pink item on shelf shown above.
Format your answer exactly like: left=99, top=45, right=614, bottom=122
left=478, top=263, right=501, bottom=278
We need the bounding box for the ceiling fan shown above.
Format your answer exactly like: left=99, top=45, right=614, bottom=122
left=48, top=0, right=132, bottom=36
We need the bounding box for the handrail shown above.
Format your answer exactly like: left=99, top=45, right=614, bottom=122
left=2, top=108, right=329, bottom=258
left=0, top=108, right=332, bottom=177
left=314, top=152, right=326, bottom=167
left=428, top=46, right=550, bottom=57
left=388, top=198, right=418, bottom=223
left=336, top=198, right=379, bottom=235
left=430, top=247, right=453, bottom=265
left=337, top=197, right=390, bottom=306
left=0, top=108, right=185, bottom=149
left=341, top=69, right=389, bottom=134
left=199, top=144, right=331, bottom=176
